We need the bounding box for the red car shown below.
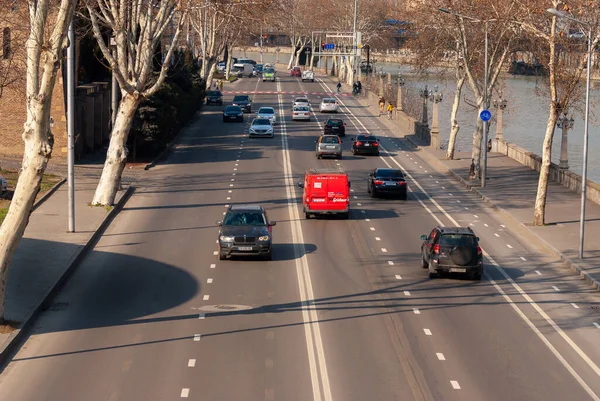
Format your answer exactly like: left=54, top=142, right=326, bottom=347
left=290, top=66, right=302, bottom=77
left=298, top=169, right=350, bottom=219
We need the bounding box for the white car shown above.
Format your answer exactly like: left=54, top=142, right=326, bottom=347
left=292, top=106, right=311, bottom=121
left=293, top=97, right=310, bottom=109
left=256, top=107, right=277, bottom=125
left=0, top=175, right=7, bottom=194
left=248, top=118, right=274, bottom=138
left=320, top=98, right=339, bottom=113
left=301, top=70, right=314, bottom=82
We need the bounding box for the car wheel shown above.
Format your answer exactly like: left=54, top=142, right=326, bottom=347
left=400, top=192, right=408, bottom=201
left=370, top=188, right=377, bottom=198
left=339, top=212, right=349, bottom=219
left=375, top=152, right=380, bottom=156
left=472, top=272, right=482, bottom=281
left=305, top=212, right=312, bottom=219
left=264, top=250, right=272, bottom=261
left=312, top=79, right=314, bottom=82
left=428, top=262, right=438, bottom=279
left=219, top=252, right=227, bottom=261
left=316, top=153, right=322, bottom=159
left=223, top=118, right=227, bottom=122
left=351, top=148, right=356, bottom=155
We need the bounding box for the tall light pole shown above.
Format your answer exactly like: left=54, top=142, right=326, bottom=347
left=547, top=8, right=593, bottom=259
left=67, top=21, right=75, bottom=233
left=353, top=0, right=358, bottom=83
left=439, top=8, right=496, bottom=187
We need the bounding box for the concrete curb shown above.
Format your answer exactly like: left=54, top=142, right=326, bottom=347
left=31, top=178, right=67, bottom=212
left=402, top=135, right=600, bottom=292
left=0, top=185, right=136, bottom=366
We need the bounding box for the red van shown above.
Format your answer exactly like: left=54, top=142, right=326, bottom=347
left=298, top=169, right=350, bottom=219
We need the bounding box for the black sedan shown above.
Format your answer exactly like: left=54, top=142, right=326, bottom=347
left=351, top=134, right=380, bottom=156
left=206, top=90, right=223, bottom=105
left=232, top=94, right=252, bottom=113
left=217, top=204, right=276, bottom=260
left=367, top=168, right=408, bottom=199
left=223, top=105, right=244, bottom=122
left=324, top=118, right=346, bottom=136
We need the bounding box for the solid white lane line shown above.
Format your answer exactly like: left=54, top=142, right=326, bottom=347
left=572, top=303, right=580, bottom=309
left=494, top=233, right=500, bottom=237
left=413, top=308, right=420, bottom=314
left=424, top=329, right=432, bottom=336
left=450, top=381, right=461, bottom=390
left=278, top=79, right=332, bottom=401
left=535, top=270, right=542, bottom=275
left=181, top=388, right=190, bottom=398
left=193, top=334, right=201, bottom=341
left=210, top=264, right=216, bottom=269
left=198, top=314, right=205, bottom=319
left=188, top=359, right=196, bottom=367
left=436, top=353, right=446, bottom=361
left=506, top=244, right=513, bottom=249
left=594, top=323, right=600, bottom=329
left=404, top=291, right=411, bottom=296
left=395, top=274, right=402, bottom=280
left=388, top=261, right=394, bottom=265
left=207, top=278, right=213, bottom=284
left=375, top=237, right=381, bottom=241
left=203, top=295, right=210, bottom=301
left=381, top=248, right=388, bottom=253
left=552, top=286, right=560, bottom=291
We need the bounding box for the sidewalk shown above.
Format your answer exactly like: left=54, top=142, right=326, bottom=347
left=341, top=78, right=600, bottom=291
left=0, top=176, right=133, bottom=363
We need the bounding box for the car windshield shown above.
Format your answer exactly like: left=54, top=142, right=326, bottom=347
left=233, top=96, right=249, bottom=102
left=207, top=91, right=221, bottom=96
left=321, top=136, right=339, bottom=144
left=323, top=99, right=336, bottom=104
left=259, top=108, right=274, bottom=115
left=253, top=119, right=271, bottom=126
left=225, top=106, right=241, bottom=112
left=376, top=170, right=404, bottom=178
left=295, top=106, right=309, bottom=111
left=438, top=234, right=476, bottom=247
left=223, top=211, right=267, bottom=226
left=328, top=120, right=343, bottom=126
left=264, top=68, right=275, bottom=73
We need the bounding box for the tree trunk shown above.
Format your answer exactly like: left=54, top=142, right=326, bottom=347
left=0, top=106, right=53, bottom=320
left=225, top=50, right=233, bottom=80
left=287, top=37, right=298, bottom=69
left=533, top=103, right=559, bottom=225
left=205, top=59, right=218, bottom=89
left=470, top=110, right=484, bottom=179
left=91, top=94, right=140, bottom=206
left=446, top=75, right=466, bottom=160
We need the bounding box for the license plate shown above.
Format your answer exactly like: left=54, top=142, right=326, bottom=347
left=312, top=198, right=325, bottom=202
left=385, top=182, right=395, bottom=186
left=364, top=143, right=370, bottom=146
left=238, top=246, right=253, bottom=251
left=326, top=146, right=336, bottom=149
left=449, top=268, right=467, bottom=273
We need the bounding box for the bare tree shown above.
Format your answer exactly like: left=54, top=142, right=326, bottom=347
left=0, top=2, right=27, bottom=99
left=84, top=0, right=187, bottom=206
left=0, top=0, right=77, bottom=323
left=516, top=0, right=600, bottom=225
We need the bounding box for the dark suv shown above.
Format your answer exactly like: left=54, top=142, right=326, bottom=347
left=232, top=95, right=252, bottom=113
left=217, top=204, right=276, bottom=260
left=324, top=118, right=346, bottom=136
left=206, top=90, right=223, bottom=105
left=420, top=226, right=483, bottom=280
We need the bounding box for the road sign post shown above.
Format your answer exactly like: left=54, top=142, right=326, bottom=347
left=480, top=109, right=492, bottom=187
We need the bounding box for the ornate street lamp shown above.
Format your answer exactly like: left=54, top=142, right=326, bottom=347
left=556, top=113, right=574, bottom=170
left=429, top=85, right=443, bottom=149
left=492, top=96, right=507, bottom=142
left=396, top=74, right=405, bottom=112
left=419, top=85, right=431, bottom=125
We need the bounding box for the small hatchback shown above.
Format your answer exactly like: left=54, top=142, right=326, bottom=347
left=217, top=205, right=276, bottom=260
left=420, top=226, right=483, bottom=280
left=319, top=98, right=338, bottom=113
left=206, top=90, right=223, bottom=105
left=315, top=135, right=343, bottom=159
left=223, top=105, right=244, bottom=122
left=298, top=169, right=350, bottom=219
left=291, top=66, right=302, bottom=77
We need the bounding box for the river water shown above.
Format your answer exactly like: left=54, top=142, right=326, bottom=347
left=237, top=50, right=600, bottom=183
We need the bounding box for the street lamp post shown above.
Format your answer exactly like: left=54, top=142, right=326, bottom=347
left=556, top=113, right=574, bottom=170
left=492, top=96, right=507, bottom=143
left=429, top=85, right=443, bottom=149
left=396, top=74, right=405, bottom=112
left=547, top=8, right=593, bottom=259
left=419, top=85, right=431, bottom=125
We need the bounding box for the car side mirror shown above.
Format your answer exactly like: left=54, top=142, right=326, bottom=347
left=420, top=235, right=427, bottom=240
left=297, top=182, right=304, bottom=188
left=269, top=221, right=277, bottom=226
left=477, top=237, right=480, bottom=241
left=216, top=221, right=223, bottom=227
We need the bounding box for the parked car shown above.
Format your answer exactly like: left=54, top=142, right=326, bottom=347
left=217, top=62, right=227, bottom=72
left=351, top=134, right=380, bottom=156
left=254, top=64, right=264, bottom=76
left=315, top=135, right=343, bottom=159
left=323, top=118, right=346, bottom=136
left=232, top=95, right=252, bottom=113
left=293, top=97, right=310, bottom=109
left=0, top=175, right=7, bottom=195
left=298, top=169, right=350, bottom=219
left=263, top=65, right=276, bottom=82
left=420, top=226, right=483, bottom=280
left=232, top=63, right=254, bottom=77
left=216, top=204, right=276, bottom=260
left=367, top=168, right=407, bottom=200
left=319, top=98, right=338, bottom=113
left=290, top=66, right=302, bottom=77
left=222, top=105, right=244, bottom=122
left=301, top=70, right=315, bottom=82
left=205, top=90, right=223, bottom=105
left=292, top=105, right=311, bottom=121
left=249, top=118, right=274, bottom=138
left=256, top=107, right=277, bottom=125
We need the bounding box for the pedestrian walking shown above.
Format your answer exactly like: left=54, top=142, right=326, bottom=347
left=336, top=82, right=342, bottom=93
left=357, top=80, right=362, bottom=94
left=387, top=103, right=394, bottom=120
left=487, top=139, right=492, bottom=153
left=378, top=96, right=385, bottom=115
left=218, top=79, right=223, bottom=91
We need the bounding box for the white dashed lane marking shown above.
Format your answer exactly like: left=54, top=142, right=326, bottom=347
left=494, top=233, right=500, bottom=237
left=188, top=359, right=196, bottom=367
left=521, top=256, right=527, bottom=261
left=436, top=353, right=446, bottom=361
left=210, top=264, right=216, bottom=269
left=193, top=334, right=201, bottom=341
left=365, top=218, right=371, bottom=222
left=207, top=278, right=213, bottom=284
left=381, top=248, right=388, bottom=253
left=484, top=223, right=489, bottom=227
left=203, top=295, right=210, bottom=301
left=375, top=237, right=381, bottom=241
left=404, top=291, right=411, bottom=296
left=594, top=323, right=600, bottom=329
left=388, top=261, right=394, bottom=265
left=395, top=274, right=402, bottom=280
left=370, top=227, right=375, bottom=231
left=181, top=388, right=190, bottom=398
left=451, top=381, right=461, bottom=390
left=572, top=303, right=580, bottom=309
left=424, top=329, right=432, bottom=336
left=506, top=244, right=513, bottom=249
left=213, top=251, right=218, bottom=256
left=473, top=215, right=479, bottom=218
left=535, top=270, right=542, bottom=276
left=413, top=308, right=420, bottom=314
left=198, top=314, right=205, bottom=319
left=552, top=286, right=560, bottom=291
left=357, top=203, right=362, bottom=206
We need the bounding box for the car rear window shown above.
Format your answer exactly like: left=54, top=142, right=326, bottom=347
left=376, top=170, right=404, bottom=178
left=438, top=234, right=476, bottom=247
left=224, top=211, right=266, bottom=226
left=323, top=99, right=336, bottom=103
left=233, top=96, right=249, bottom=102
left=225, top=106, right=241, bottom=112
left=253, top=119, right=271, bottom=125
left=328, top=120, right=343, bottom=126
left=295, top=106, right=309, bottom=111
left=207, top=91, right=221, bottom=96
left=259, top=108, right=274, bottom=114
left=321, top=136, right=339, bottom=144
left=357, top=134, right=375, bottom=140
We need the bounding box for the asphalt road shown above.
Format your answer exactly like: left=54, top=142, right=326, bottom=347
left=0, top=72, right=599, bottom=401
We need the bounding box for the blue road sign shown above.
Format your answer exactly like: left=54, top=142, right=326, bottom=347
left=324, top=43, right=335, bottom=50
left=480, top=109, right=492, bottom=122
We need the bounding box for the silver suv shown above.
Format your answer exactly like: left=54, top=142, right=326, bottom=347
left=315, top=135, right=343, bottom=159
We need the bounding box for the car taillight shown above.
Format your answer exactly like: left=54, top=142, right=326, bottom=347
left=373, top=142, right=379, bottom=146
left=373, top=180, right=384, bottom=185
left=356, top=141, right=362, bottom=146
left=477, top=246, right=482, bottom=256
left=433, top=244, right=440, bottom=254
left=399, top=181, right=406, bottom=185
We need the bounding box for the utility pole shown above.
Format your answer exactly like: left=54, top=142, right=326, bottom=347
left=352, top=0, right=358, bottom=84
left=67, top=21, right=75, bottom=233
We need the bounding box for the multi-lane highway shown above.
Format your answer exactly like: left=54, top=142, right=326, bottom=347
left=0, top=72, right=599, bottom=401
